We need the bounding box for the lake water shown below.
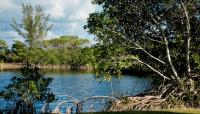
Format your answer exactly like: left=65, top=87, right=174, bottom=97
left=0, top=70, right=152, bottom=113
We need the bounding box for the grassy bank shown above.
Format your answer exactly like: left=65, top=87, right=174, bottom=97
left=164, top=108, right=200, bottom=114
left=81, top=109, right=200, bottom=114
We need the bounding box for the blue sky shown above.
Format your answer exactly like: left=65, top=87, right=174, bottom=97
left=0, top=0, right=98, bottom=46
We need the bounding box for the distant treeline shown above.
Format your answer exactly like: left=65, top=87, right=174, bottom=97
left=0, top=35, right=95, bottom=68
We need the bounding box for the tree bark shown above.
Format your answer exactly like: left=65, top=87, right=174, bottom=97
left=181, top=1, right=191, bottom=77
left=163, top=37, right=181, bottom=82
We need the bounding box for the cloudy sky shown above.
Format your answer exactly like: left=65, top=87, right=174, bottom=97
left=0, top=0, right=98, bottom=46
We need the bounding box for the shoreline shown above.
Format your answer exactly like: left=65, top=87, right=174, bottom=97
left=0, top=63, right=152, bottom=77
left=0, top=63, right=93, bottom=71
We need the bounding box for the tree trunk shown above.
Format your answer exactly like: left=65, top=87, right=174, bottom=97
left=181, top=1, right=191, bottom=77
left=164, top=37, right=181, bottom=82
left=149, top=13, right=180, bottom=82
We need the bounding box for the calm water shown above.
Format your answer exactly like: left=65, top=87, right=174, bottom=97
left=0, top=70, right=151, bottom=113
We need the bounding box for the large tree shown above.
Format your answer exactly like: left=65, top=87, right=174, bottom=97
left=11, top=3, right=52, bottom=50
left=1, top=4, right=55, bottom=113
left=85, top=0, right=200, bottom=107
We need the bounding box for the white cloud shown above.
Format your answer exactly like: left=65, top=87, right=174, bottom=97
left=0, top=0, right=19, bottom=11
left=44, top=0, right=95, bottom=21
left=68, top=0, right=95, bottom=21
left=0, top=0, right=97, bottom=46
left=47, top=1, right=65, bottom=19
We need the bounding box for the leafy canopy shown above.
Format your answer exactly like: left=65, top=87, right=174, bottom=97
left=85, top=0, right=200, bottom=79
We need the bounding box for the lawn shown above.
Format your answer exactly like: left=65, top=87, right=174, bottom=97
left=81, top=109, right=200, bottom=114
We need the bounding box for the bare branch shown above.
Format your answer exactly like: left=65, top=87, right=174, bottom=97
left=123, top=36, right=166, bottom=64
left=106, top=29, right=167, bottom=65
left=132, top=57, right=170, bottom=80
left=127, top=56, right=169, bottom=80
left=115, top=55, right=170, bottom=80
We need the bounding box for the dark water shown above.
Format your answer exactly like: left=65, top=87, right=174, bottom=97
left=0, top=70, right=151, bottom=113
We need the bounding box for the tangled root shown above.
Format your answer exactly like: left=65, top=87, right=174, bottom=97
left=108, top=96, right=165, bottom=111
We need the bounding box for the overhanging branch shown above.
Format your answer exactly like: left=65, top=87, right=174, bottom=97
left=106, top=29, right=167, bottom=65
left=115, top=55, right=170, bottom=80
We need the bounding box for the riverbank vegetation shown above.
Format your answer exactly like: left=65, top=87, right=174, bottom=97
left=0, top=36, right=94, bottom=69
left=0, top=65, right=55, bottom=114
left=85, top=0, right=200, bottom=111
left=1, top=0, right=200, bottom=113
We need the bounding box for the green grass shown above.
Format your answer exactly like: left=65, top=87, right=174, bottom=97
left=164, top=108, right=200, bottom=114
left=81, top=110, right=200, bottom=114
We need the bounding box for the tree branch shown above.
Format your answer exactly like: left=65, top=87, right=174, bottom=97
left=106, top=29, right=167, bottom=65
left=116, top=55, right=170, bottom=80
left=149, top=13, right=181, bottom=82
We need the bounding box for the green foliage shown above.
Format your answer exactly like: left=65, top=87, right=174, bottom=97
left=193, top=54, right=200, bottom=68
left=0, top=39, right=8, bottom=50
left=81, top=47, right=96, bottom=66
left=11, top=40, right=28, bottom=63
left=39, top=35, right=91, bottom=67
left=5, top=35, right=93, bottom=68
left=11, top=3, right=52, bottom=49
left=28, top=48, right=47, bottom=65
left=85, top=0, right=200, bottom=78
left=0, top=65, right=55, bottom=113
left=0, top=39, right=9, bottom=62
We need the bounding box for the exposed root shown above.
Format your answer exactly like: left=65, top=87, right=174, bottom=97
left=108, top=78, right=200, bottom=112
left=108, top=96, right=165, bottom=111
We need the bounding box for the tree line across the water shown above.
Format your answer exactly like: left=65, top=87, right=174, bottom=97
left=0, top=36, right=96, bottom=68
